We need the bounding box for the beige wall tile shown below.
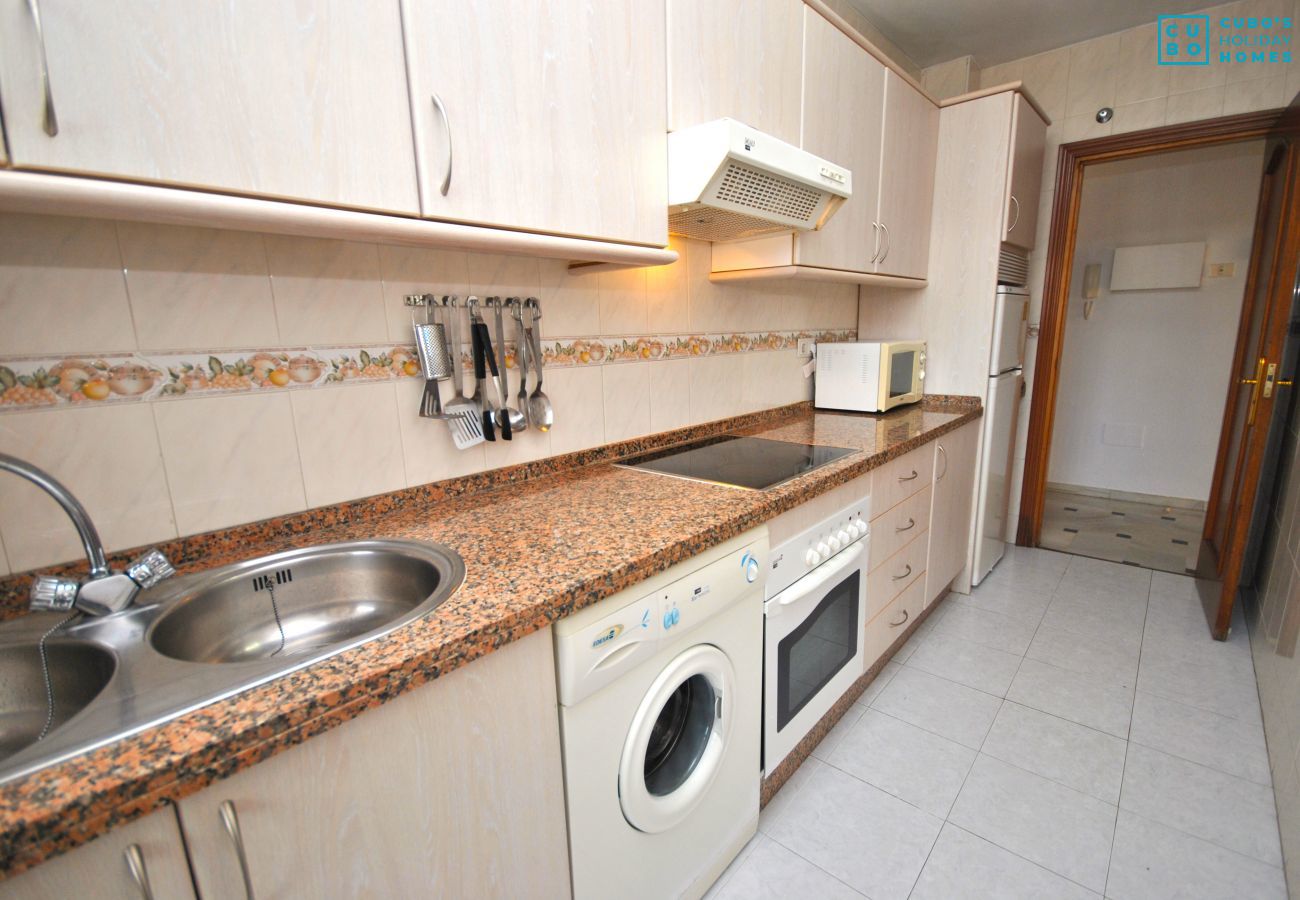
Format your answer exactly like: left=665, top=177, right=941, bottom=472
left=482, top=418, right=551, bottom=468
left=1112, top=97, right=1169, bottom=133
left=1222, top=73, right=1290, bottom=114
left=602, top=362, right=652, bottom=443
left=1166, top=56, right=1229, bottom=95
left=0, top=215, right=136, bottom=356
left=291, top=381, right=406, bottom=507
left=646, top=237, right=690, bottom=334
left=689, top=354, right=744, bottom=424
left=1065, top=34, right=1122, bottom=118
left=1165, top=85, right=1226, bottom=123
left=266, top=236, right=387, bottom=346
left=118, top=223, right=278, bottom=351
left=742, top=350, right=807, bottom=414
left=599, top=266, right=648, bottom=334
left=1063, top=114, right=1114, bottom=142
left=0, top=404, right=176, bottom=571
left=544, top=366, right=605, bottom=455
left=649, top=359, right=692, bottom=434
left=537, top=260, right=600, bottom=337
left=378, top=245, right=470, bottom=345
left=393, top=378, right=486, bottom=485
left=154, top=393, right=306, bottom=535
left=1116, top=25, right=1170, bottom=105
left=978, top=60, right=1022, bottom=90
left=1021, top=48, right=1071, bottom=122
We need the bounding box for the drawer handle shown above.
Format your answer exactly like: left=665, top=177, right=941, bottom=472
left=220, top=800, right=257, bottom=900
left=430, top=93, right=453, bottom=196
left=896, top=517, right=916, bottom=533
left=24, top=0, right=58, bottom=136
left=898, top=469, right=919, bottom=482
left=889, top=608, right=910, bottom=628
left=124, top=844, right=154, bottom=900
left=892, top=563, right=913, bottom=581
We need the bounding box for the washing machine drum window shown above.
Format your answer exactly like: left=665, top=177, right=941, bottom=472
left=619, top=644, right=736, bottom=834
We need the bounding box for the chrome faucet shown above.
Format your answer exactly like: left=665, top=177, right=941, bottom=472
left=0, top=452, right=174, bottom=616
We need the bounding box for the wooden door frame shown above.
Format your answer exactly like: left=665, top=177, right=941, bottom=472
left=1015, top=108, right=1285, bottom=548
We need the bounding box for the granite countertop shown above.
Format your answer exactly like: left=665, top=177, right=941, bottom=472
left=0, top=398, right=980, bottom=876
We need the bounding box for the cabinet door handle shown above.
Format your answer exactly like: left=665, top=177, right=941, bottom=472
left=24, top=0, right=58, bottom=136
left=892, top=563, right=913, bottom=581
left=898, top=469, right=919, bottom=483
left=937, top=444, right=948, bottom=480
left=219, top=800, right=257, bottom=900
left=895, top=517, right=916, bottom=533
left=878, top=222, right=890, bottom=263
left=870, top=222, right=880, bottom=263
left=124, top=844, right=154, bottom=900
left=1007, top=195, right=1020, bottom=233
left=430, top=93, right=453, bottom=197
left=889, top=608, right=910, bottom=628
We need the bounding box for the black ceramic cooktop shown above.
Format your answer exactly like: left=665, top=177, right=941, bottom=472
left=616, top=435, right=857, bottom=490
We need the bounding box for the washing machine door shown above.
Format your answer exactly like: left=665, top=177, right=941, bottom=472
left=618, top=643, right=736, bottom=834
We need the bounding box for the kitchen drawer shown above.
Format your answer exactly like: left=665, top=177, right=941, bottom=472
left=872, top=443, right=935, bottom=515
left=866, top=531, right=928, bottom=620
left=864, top=572, right=925, bottom=667
left=868, top=483, right=931, bottom=571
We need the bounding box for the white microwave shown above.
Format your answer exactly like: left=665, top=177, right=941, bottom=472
left=814, top=340, right=926, bottom=413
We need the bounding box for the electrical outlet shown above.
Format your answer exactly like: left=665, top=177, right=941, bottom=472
left=797, top=338, right=816, bottom=357
left=1207, top=262, right=1235, bottom=278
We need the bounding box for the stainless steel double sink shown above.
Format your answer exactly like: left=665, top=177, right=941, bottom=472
left=0, top=540, right=465, bottom=784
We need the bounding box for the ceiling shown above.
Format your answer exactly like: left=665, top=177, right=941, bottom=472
left=845, top=0, right=1225, bottom=68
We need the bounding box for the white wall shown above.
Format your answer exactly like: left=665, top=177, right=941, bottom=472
left=1047, top=141, right=1264, bottom=501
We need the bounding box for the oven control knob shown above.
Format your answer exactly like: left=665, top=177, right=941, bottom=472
left=837, top=529, right=852, bottom=545
left=804, top=548, right=821, bottom=566
left=850, top=518, right=867, bottom=538
left=816, top=541, right=831, bottom=558
left=827, top=534, right=842, bottom=553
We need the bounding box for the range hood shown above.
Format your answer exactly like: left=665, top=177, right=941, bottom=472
left=667, top=118, right=852, bottom=243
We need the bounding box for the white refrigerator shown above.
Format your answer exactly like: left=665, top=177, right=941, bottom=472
left=972, top=285, right=1028, bottom=585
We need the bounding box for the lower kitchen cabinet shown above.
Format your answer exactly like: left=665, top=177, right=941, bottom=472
left=177, top=627, right=569, bottom=899
left=926, top=420, right=980, bottom=604
left=0, top=804, right=195, bottom=899
left=2, top=628, right=570, bottom=899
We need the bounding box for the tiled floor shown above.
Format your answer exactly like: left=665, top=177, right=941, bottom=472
left=1039, top=489, right=1206, bottom=575
left=706, top=547, right=1287, bottom=900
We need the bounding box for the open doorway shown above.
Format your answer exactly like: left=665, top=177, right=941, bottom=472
left=1036, top=141, right=1265, bottom=575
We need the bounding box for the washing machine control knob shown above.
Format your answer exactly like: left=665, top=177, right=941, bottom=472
left=804, top=548, right=821, bottom=567
left=663, top=610, right=673, bottom=630
left=744, top=556, right=760, bottom=583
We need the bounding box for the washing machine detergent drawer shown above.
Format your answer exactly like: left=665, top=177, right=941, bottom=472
left=554, top=532, right=767, bottom=707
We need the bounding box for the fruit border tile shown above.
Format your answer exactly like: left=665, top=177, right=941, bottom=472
left=0, top=328, right=857, bottom=412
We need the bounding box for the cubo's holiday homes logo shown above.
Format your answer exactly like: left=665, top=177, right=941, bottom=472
left=1158, top=15, right=1210, bottom=65
left=1158, top=12, right=1293, bottom=66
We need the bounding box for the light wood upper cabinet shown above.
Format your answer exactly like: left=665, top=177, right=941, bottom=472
left=403, top=0, right=668, bottom=246
left=0, top=1, right=419, bottom=213
left=0, top=805, right=194, bottom=900
left=794, top=7, right=885, bottom=272
left=926, top=420, right=980, bottom=605
left=1002, top=93, right=1047, bottom=250
left=667, top=0, right=804, bottom=145
left=176, top=629, right=569, bottom=900
left=875, top=71, right=939, bottom=279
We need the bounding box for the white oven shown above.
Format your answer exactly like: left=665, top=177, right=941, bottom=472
left=763, top=495, right=871, bottom=772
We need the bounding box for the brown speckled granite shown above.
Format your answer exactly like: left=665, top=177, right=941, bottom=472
left=0, top=399, right=980, bottom=877
left=760, top=590, right=949, bottom=807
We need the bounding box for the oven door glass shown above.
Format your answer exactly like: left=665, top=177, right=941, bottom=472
left=776, top=569, right=860, bottom=730
left=888, top=349, right=916, bottom=399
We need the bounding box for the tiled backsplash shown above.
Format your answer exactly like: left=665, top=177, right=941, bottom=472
left=0, top=214, right=858, bottom=575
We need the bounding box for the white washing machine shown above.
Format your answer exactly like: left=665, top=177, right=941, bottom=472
left=555, top=528, right=767, bottom=900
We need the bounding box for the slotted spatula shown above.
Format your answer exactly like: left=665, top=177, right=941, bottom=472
left=442, top=296, right=484, bottom=449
